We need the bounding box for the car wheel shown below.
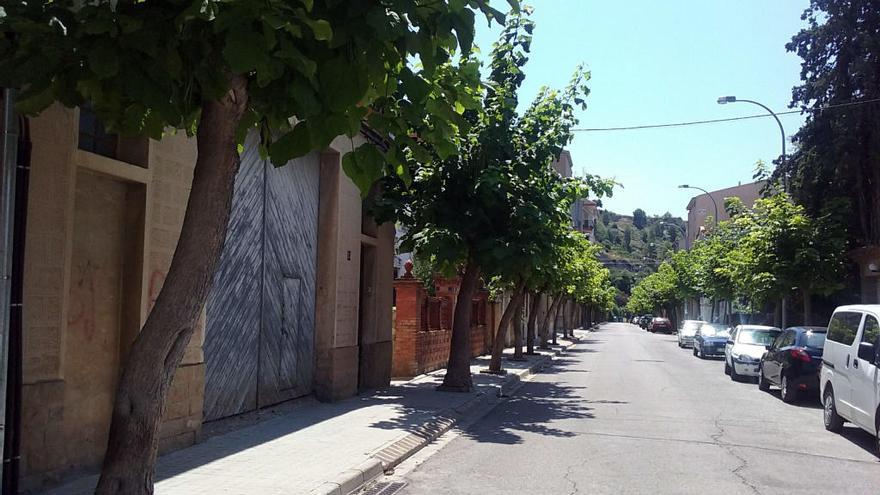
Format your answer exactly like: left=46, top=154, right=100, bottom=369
left=724, top=360, right=731, bottom=375
left=758, top=368, right=770, bottom=391
left=730, top=363, right=741, bottom=382
left=780, top=375, right=798, bottom=403
left=823, top=388, right=844, bottom=433
left=875, top=414, right=880, bottom=455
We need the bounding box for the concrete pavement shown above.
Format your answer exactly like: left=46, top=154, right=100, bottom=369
left=39, top=336, right=579, bottom=495
left=392, top=322, right=880, bottom=495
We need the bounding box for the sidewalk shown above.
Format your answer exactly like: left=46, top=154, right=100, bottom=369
left=42, top=333, right=584, bottom=495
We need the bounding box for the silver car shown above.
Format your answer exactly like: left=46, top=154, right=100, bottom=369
left=677, top=320, right=706, bottom=348
left=724, top=324, right=781, bottom=381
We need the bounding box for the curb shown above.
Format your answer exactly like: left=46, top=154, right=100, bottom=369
left=313, top=337, right=579, bottom=495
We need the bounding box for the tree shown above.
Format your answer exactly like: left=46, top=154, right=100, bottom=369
left=0, top=1, right=513, bottom=492
left=775, top=0, right=880, bottom=248
left=722, top=193, right=849, bottom=324
left=389, top=9, right=612, bottom=382
left=623, top=227, right=632, bottom=252
left=633, top=208, right=647, bottom=229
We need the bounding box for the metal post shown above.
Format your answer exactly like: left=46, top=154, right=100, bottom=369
left=0, top=89, right=19, bottom=493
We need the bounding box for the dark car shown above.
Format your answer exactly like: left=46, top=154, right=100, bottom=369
left=693, top=323, right=730, bottom=358
left=638, top=315, right=653, bottom=329
left=648, top=317, right=673, bottom=333
left=758, top=326, right=827, bottom=402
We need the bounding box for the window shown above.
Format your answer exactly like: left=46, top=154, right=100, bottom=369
left=826, top=312, right=862, bottom=345
left=800, top=330, right=826, bottom=349
left=739, top=328, right=781, bottom=345
left=780, top=331, right=796, bottom=348
left=862, top=315, right=880, bottom=346
left=78, top=106, right=119, bottom=159
left=78, top=106, right=148, bottom=167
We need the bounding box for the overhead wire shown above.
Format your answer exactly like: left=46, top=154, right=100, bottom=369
left=571, top=97, right=880, bottom=133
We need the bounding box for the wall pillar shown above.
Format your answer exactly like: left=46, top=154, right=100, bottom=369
left=392, top=261, right=425, bottom=378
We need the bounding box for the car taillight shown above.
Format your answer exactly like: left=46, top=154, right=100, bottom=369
left=791, top=348, right=811, bottom=363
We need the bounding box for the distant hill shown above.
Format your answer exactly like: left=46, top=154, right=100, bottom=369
left=592, top=209, right=686, bottom=307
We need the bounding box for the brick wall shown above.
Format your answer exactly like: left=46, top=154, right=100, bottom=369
left=392, top=274, right=490, bottom=378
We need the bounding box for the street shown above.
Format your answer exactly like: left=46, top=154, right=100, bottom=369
left=397, top=323, right=880, bottom=494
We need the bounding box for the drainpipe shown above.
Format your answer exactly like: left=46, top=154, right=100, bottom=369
left=0, top=89, right=20, bottom=494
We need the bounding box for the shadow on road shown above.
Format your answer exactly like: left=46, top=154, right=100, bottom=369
left=457, top=380, right=597, bottom=445
left=839, top=426, right=880, bottom=460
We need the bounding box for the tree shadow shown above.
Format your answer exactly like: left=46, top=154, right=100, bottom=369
left=455, top=380, right=601, bottom=445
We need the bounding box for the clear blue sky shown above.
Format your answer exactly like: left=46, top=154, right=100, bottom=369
left=473, top=0, right=809, bottom=219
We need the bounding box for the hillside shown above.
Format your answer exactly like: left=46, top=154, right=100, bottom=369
left=592, top=209, right=686, bottom=307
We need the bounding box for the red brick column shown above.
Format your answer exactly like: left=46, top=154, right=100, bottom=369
left=392, top=262, right=425, bottom=378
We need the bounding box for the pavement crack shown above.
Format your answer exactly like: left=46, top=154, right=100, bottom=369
left=562, top=457, right=590, bottom=495
left=713, top=417, right=761, bottom=495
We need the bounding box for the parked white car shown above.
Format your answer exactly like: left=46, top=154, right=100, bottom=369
left=724, top=325, right=781, bottom=382
left=820, top=305, right=880, bottom=453
left=677, top=320, right=706, bottom=348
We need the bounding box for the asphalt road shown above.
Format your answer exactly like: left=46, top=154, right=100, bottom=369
left=397, top=322, right=880, bottom=495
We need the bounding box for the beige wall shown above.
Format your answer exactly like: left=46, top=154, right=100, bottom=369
left=21, top=107, right=396, bottom=489
left=314, top=137, right=395, bottom=401
left=685, top=181, right=764, bottom=248
left=21, top=105, right=204, bottom=489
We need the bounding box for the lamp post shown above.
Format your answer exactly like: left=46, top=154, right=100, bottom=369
left=717, top=96, right=787, bottom=190
left=717, top=96, right=789, bottom=327
left=678, top=183, right=719, bottom=248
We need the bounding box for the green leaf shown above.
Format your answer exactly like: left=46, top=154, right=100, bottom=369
left=342, top=145, right=385, bottom=196
left=223, top=28, right=265, bottom=74
left=88, top=43, right=119, bottom=78
left=309, top=20, right=332, bottom=41
left=268, top=124, right=313, bottom=165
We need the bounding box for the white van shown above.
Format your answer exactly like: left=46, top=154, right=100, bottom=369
left=819, top=305, right=880, bottom=453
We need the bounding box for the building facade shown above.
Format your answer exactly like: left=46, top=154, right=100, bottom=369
left=684, top=181, right=764, bottom=249
left=13, top=104, right=394, bottom=491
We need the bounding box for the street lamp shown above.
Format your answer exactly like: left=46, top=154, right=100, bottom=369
left=678, top=184, right=719, bottom=226
left=658, top=221, right=687, bottom=249
left=717, top=95, right=787, bottom=190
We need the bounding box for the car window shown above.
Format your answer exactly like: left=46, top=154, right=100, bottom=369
left=861, top=315, right=880, bottom=345
left=770, top=332, right=785, bottom=350
left=801, top=330, right=826, bottom=349
left=827, top=312, right=862, bottom=345
left=738, top=329, right=781, bottom=345
left=781, top=330, right=796, bottom=348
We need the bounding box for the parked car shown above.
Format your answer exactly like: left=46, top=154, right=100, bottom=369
left=677, top=320, right=706, bottom=348
left=648, top=317, right=673, bottom=333
left=820, top=305, right=880, bottom=453
left=758, top=326, right=827, bottom=402
left=638, top=315, right=653, bottom=329
left=693, top=323, right=730, bottom=359
left=724, top=325, right=781, bottom=382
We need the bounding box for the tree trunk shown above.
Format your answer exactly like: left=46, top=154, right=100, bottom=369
left=538, top=295, right=558, bottom=349
left=802, top=289, right=811, bottom=326
left=96, top=75, right=249, bottom=495
left=562, top=300, right=570, bottom=338
left=551, top=297, right=562, bottom=345
left=488, top=282, right=526, bottom=373
left=512, top=295, right=525, bottom=360
left=438, top=257, right=481, bottom=392
left=710, top=298, right=716, bottom=322
left=525, top=291, right=540, bottom=355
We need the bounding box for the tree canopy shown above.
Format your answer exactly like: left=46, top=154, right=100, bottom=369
left=774, top=0, right=880, bottom=247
